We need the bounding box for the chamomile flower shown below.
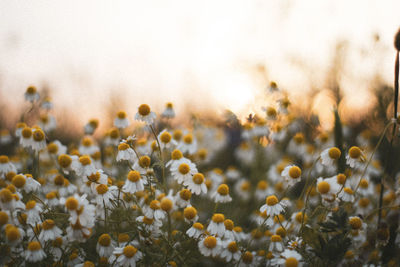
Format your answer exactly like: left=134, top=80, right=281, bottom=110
left=255, top=181, right=272, bottom=201
left=47, top=140, right=67, bottom=156
left=79, top=137, right=99, bottom=156
left=239, top=251, right=256, bottom=267
left=269, top=234, right=284, bottom=253
left=346, top=146, right=364, bottom=168
left=5, top=224, right=25, bottom=246
left=207, top=213, right=226, bottom=237
left=235, top=179, right=251, bottom=201
left=95, top=184, right=118, bottom=207
left=175, top=189, right=192, bottom=208
left=316, top=177, right=341, bottom=203
left=223, top=219, right=235, bottom=240
left=25, top=241, right=46, bottom=262
left=184, top=173, right=208, bottom=195
left=281, top=165, right=302, bottom=186
left=84, top=119, right=99, bottom=135
left=0, top=129, right=12, bottom=145
left=273, top=249, right=303, bottom=266
left=39, top=219, right=62, bottom=242
left=116, top=142, right=136, bottom=162
left=39, top=114, right=57, bottom=132
left=112, top=245, right=143, bottom=267
left=25, top=200, right=43, bottom=226
left=177, top=133, right=197, bottom=154
left=62, top=194, right=95, bottom=228
left=320, top=147, right=341, bottom=167
left=186, top=222, right=204, bottom=238
left=31, top=128, right=46, bottom=152
left=0, top=155, right=17, bottom=177
left=338, top=187, right=355, bottom=202
left=24, top=175, right=41, bottom=193
left=260, top=195, right=287, bottom=217
left=198, top=235, right=221, bottom=257
left=183, top=206, right=198, bottom=223
left=25, top=86, right=40, bottom=102
left=135, top=104, right=156, bottom=125
left=78, top=155, right=97, bottom=177
left=132, top=155, right=152, bottom=175
left=158, top=130, right=177, bottom=150
left=161, top=102, right=175, bottom=118
left=221, top=240, right=241, bottom=262
left=144, top=200, right=166, bottom=221
left=114, top=110, right=130, bottom=129
left=20, top=126, right=33, bottom=149
left=171, top=161, right=198, bottom=184
left=97, top=233, right=115, bottom=258
left=123, top=170, right=145, bottom=194
left=212, top=184, right=232, bottom=203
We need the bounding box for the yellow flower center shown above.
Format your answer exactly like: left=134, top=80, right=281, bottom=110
left=118, top=233, right=130, bottom=243
left=293, top=133, right=304, bottom=144
left=179, top=189, right=192, bottom=200
left=359, top=198, right=370, bottom=207
left=42, top=219, right=55, bottom=230
left=173, top=130, right=182, bottom=141
left=166, top=102, right=173, bottom=108
left=118, top=143, right=129, bottom=151
left=295, top=212, right=307, bottom=223
left=79, top=155, right=91, bottom=166
left=257, top=181, right=268, bottom=190
left=65, top=197, right=79, bottom=210
left=203, top=236, right=217, bottom=249
left=217, top=184, right=229, bottom=196
left=33, top=129, right=45, bottom=142
left=89, top=119, right=99, bottom=128
left=128, top=171, right=141, bottom=182
left=349, top=146, right=361, bottom=159
left=242, top=251, right=253, bottom=264
left=224, top=219, right=234, bottom=231
left=184, top=206, right=197, bottom=220
left=266, top=195, right=278, bottom=206
left=58, top=154, right=72, bottom=168
left=28, top=241, right=41, bottom=251
left=288, top=166, right=301, bottom=179
left=336, top=174, right=346, bottom=185
left=359, top=178, right=368, bottom=188
left=227, top=242, right=238, bottom=253
left=343, top=187, right=354, bottom=195
left=46, top=191, right=57, bottom=200
left=344, top=250, right=354, bottom=259
left=82, top=137, right=92, bottom=147
left=193, top=222, right=203, bottom=230
left=123, top=245, right=138, bottom=258
left=25, top=200, right=36, bottom=210
left=96, top=184, right=108, bottom=195
left=6, top=226, right=20, bottom=241
left=160, top=132, right=172, bottom=143
left=192, top=173, right=204, bottom=184
left=21, top=127, right=32, bottom=138
left=47, top=143, right=58, bottom=154
left=285, top=257, right=299, bottom=267
left=349, top=217, right=362, bottom=230
left=150, top=200, right=160, bottom=210
left=178, top=163, right=190, bottom=175
left=0, top=155, right=9, bottom=163
left=317, top=181, right=330, bottom=194
left=138, top=104, right=151, bottom=116
left=183, top=134, right=193, bottom=144
left=212, top=213, right=225, bottom=223
left=276, top=227, right=286, bottom=237
left=109, top=128, right=120, bottom=139
left=83, top=261, right=95, bottom=267
left=12, top=175, right=26, bottom=188
left=271, top=234, right=282, bottom=242
left=54, top=175, right=64, bottom=186
left=267, top=107, right=277, bottom=117
left=328, top=147, right=341, bottom=159
left=198, top=148, right=207, bottom=160
left=98, top=233, right=111, bottom=246
left=0, top=189, right=13, bottom=203
left=117, top=111, right=127, bottom=119
left=171, top=149, right=183, bottom=160
left=0, top=211, right=9, bottom=225
left=139, top=156, right=151, bottom=168
left=142, top=216, right=154, bottom=225
left=160, top=198, right=173, bottom=212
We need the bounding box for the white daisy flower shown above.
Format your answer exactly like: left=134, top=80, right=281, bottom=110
left=338, top=187, right=355, bottom=202
left=135, top=104, right=156, bottom=125
left=281, top=165, right=302, bottom=186
left=316, top=177, right=341, bottom=203
left=79, top=137, right=99, bottom=156
left=31, top=128, right=47, bottom=153
left=269, top=234, right=284, bottom=253
left=273, top=249, right=303, bottom=266
left=114, top=110, right=131, bottom=129
left=346, top=146, right=364, bottom=168
left=20, top=126, right=33, bottom=149
left=157, top=130, right=177, bottom=150
left=5, top=224, right=25, bottom=246
left=96, top=233, right=115, bottom=258
left=260, top=195, right=287, bottom=217
left=84, top=119, right=99, bottom=135
left=144, top=200, right=165, bottom=221
left=212, top=184, right=232, bottom=203
left=24, top=86, right=40, bottom=102
left=38, top=219, right=62, bottom=242
left=221, top=240, right=241, bottom=262
left=198, top=235, right=221, bottom=257
left=177, top=133, right=197, bottom=155
left=207, top=213, right=226, bottom=237
left=38, top=114, right=57, bottom=132
left=170, top=161, right=198, bottom=185
left=255, top=181, right=272, bottom=201
left=122, top=171, right=144, bottom=194
left=183, top=206, right=199, bottom=223
left=116, top=142, right=137, bottom=162
left=0, top=155, right=17, bottom=176
left=78, top=155, right=97, bottom=177
left=186, top=222, right=204, bottom=238
left=161, top=102, right=175, bottom=118
left=175, top=189, right=192, bottom=208
left=184, top=173, right=208, bottom=195
left=25, top=241, right=46, bottom=262
left=25, top=200, right=43, bottom=226
left=95, top=184, right=118, bottom=207
left=320, top=147, right=341, bottom=167
left=112, top=245, right=143, bottom=266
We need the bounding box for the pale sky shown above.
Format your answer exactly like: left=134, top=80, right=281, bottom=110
left=0, top=0, right=399, bottom=126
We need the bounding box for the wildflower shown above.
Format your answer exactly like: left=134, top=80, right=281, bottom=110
left=135, top=104, right=156, bottom=125
left=0, top=155, right=17, bottom=177
left=177, top=133, right=197, bottom=154
left=95, top=184, right=118, bottom=207
left=25, top=241, right=46, bottom=262
left=184, top=172, right=207, bottom=195
left=281, top=165, right=302, bottom=186
left=171, top=161, right=197, bottom=184
left=24, top=174, right=41, bottom=193
left=112, top=245, right=143, bottom=267
left=79, top=137, right=99, bottom=156
left=123, top=170, right=144, bottom=194
left=221, top=240, right=241, bottom=262
left=158, top=130, right=177, bottom=150
left=160, top=196, right=174, bottom=213
left=114, top=110, right=130, bottom=129
left=183, top=206, right=198, bottom=222
left=41, top=96, right=53, bottom=110
left=31, top=128, right=46, bottom=152
left=62, top=194, right=95, bottom=228
left=47, top=140, right=67, bottom=156
left=233, top=226, right=247, bottom=241
left=25, top=200, right=42, bottom=226
left=97, top=233, right=115, bottom=258
left=338, top=187, right=355, bottom=202
left=260, top=195, right=286, bottom=217
left=346, top=146, right=364, bottom=168
left=78, top=155, right=97, bottom=177
left=45, top=191, right=59, bottom=207
left=269, top=234, right=284, bottom=253
left=316, top=177, right=341, bottom=203
left=39, top=113, right=57, bottom=132
left=225, top=166, right=241, bottom=181
left=223, top=219, right=235, bottom=240
left=212, top=184, right=232, bottom=203
left=132, top=155, right=152, bottom=174
left=25, top=86, right=40, bottom=102
left=161, top=102, right=175, bottom=118
left=39, top=219, right=62, bottom=242
left=198, top=235, right=221, bottom=257
left=273, top=249, right=303, bottom=266
left=186, top=222, right=204, bottom=238
left=348, top=216, right=363, bottom=230
left=207, top=213, right=226, bottom=236
left=320, top=147, right=341, bottom=167
left=117, top=142, right=136, bottom=162
left=144, top=200, right=165, bottom=221
left=175, top=188, right=192, bottom=208
left=239, top=251, right=256, bottom=266
left=84, top=118, right=99, bottom=135
left=20, top=126, right=33, bottom=149
left=5, top=224, right=25, bottom=246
